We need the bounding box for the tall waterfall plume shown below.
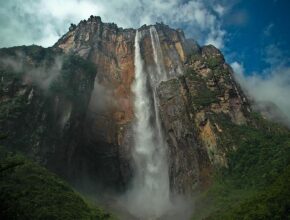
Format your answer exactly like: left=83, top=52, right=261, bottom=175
left=125, top=28, right=172, bottom=219
left=149, top=26, right=168, bottom=82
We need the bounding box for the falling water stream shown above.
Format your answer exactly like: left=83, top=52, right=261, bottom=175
left=125, top=27, right=172, bottom=219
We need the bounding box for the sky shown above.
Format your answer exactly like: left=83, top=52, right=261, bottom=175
left=0, top=0, right=290, bottom=123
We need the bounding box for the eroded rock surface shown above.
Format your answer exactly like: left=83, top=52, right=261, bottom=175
left=0, top=16, right=251, bottom=194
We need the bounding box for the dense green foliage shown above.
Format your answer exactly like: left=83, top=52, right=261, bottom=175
left=0, top=146, right=113, bottom=220
left=210, top=166, right=290, bottom=220
left=194, top=113, right=290, bottom=220
left=207, top=113, right=290, bottom=185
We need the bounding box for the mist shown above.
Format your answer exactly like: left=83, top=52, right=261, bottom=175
left=231, top=61, right=290, bottom=127
left=0, top=52, right=63, bottom=90
left=88, top=79, right=116, bottom=113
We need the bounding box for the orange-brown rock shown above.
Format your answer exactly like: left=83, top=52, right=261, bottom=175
left=0, top=16, right=251, bottom=194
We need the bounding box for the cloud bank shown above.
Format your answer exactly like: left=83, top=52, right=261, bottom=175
left=231, top=45, right=290, bottom=126
left=230, top=17, right=290, bottom=127
left=0, top=0, right=227, bottom=48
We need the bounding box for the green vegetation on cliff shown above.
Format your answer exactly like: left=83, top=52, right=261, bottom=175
left=194, top=113, right=290, bottom=220
left=0, top=145, right=113, bottom=220
left=182, top=49, right=290, bottom=220
left=209, top=166, right=290, bottom=220
left=0, top=46, right=113, bottom=219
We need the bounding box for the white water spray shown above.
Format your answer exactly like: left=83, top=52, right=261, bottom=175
left=149, top=26, right=170, bottom=142
left=149, top=27, right=168, bottom=82
left=125, top=28, right=172, bottom=219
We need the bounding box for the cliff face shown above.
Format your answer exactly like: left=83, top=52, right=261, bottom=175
left=54, top=16, right=202, bottom=192
left=0, top=16, right=250, bottom=194
left=157, top=45, right=250, bottom=191
left=0, top=46, right=106, bottom=190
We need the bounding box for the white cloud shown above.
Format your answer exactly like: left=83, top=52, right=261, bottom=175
left=38, top=0, right=104, bottom=20
left=0, top=0, right=228, bottom=48
left=214, top=4, right=226, bottom=16
left=231, top=61, right=245, bottom=76
left=205, top=26, right=226, bottom=48
left=231, top=56, right=290, bottom=126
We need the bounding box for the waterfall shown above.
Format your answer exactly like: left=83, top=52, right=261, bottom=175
left=149, top=26, right=168, bottom=81
left=149, top=26, right=168, bottom=143
left=125, top=28, right=171, bottom=219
